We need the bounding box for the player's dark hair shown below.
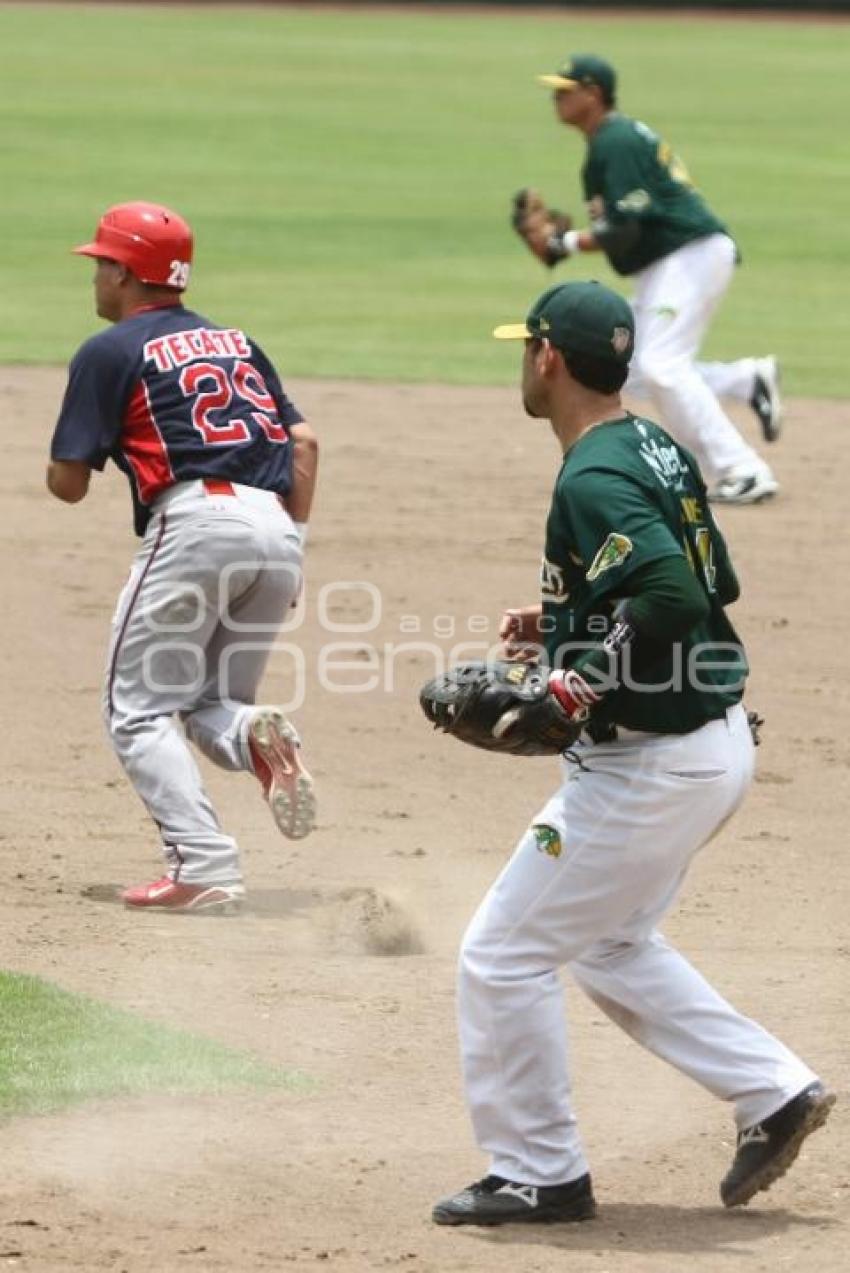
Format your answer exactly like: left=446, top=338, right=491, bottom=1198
left=586, top=81, right=615, bottom=109
left=562, top=348, right=628, bottom=393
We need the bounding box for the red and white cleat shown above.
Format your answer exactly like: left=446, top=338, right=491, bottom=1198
left=122, top=876, right=244, bottom=914
left=248, top=709, right=316, bottom=840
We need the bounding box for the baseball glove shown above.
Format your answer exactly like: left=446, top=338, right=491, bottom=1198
left=511, top=188, right=572, bottom=268
left=419, top=660, right=583, bottom=757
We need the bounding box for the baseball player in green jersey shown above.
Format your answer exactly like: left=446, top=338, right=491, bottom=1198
left=432, top=282, right=833, bottom=1226
left=521, top=54, right=780, bottom=505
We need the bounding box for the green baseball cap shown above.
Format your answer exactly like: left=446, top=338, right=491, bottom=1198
left=537, top=54, right=616, bottom=100
left=493, top=281, right=635, bottom=365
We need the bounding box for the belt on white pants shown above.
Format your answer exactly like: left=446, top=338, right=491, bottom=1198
left=580, top=704, right=740, bottom=747
left=152, top=478, right=288, bottom=516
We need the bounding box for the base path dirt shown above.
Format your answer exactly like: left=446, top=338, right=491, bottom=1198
left=1, top=368, right=847, bottom=1271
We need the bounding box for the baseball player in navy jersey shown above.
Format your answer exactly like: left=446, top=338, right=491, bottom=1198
left=48, top=201, right=318, bottom=913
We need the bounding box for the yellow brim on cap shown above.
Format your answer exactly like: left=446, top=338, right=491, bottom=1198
left=493, top=323, right=530, bottom=340
left=537, top=74, right=580, bottom=90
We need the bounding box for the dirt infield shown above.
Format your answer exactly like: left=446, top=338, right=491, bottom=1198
left=2, top=368, right=847, bottom=1271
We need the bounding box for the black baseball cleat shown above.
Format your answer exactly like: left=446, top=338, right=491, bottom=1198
left=709, top=464, right=778, bottom=505
left=432, top=1172, right=597, bottom=1226
left=720, top=1081, right=836, bottom=1208
left=749, top=355, right=783, bottom=443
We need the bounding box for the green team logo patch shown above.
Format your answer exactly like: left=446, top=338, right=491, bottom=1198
left=533, top=824, right=562, bottom=859
left=616, top=187, right=651, bottom=213
left=611, top=326, right=632, bottom=356
left=586, top=533, right=633, bottom=582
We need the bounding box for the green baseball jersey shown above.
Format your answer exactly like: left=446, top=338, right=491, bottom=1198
left=542, top=413, right=746, bottom=735
left=582, top=114, right=728, bottom=276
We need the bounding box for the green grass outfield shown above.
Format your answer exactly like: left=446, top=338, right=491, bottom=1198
left=1, top=4, right=847, bottom=394
left=0, top=970, right=306, bottom=1117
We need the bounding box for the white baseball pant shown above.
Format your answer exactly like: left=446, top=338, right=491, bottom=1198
left=458, top=704, right=818, bottom=1185
left=104, top=480, right=303, bottom=884
left=626, top=233, right=768, bottom=485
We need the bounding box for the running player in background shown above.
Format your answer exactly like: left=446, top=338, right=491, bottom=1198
left=48, top=201, right=317, bottom=914
left=532, top=54, right=781, bottom=505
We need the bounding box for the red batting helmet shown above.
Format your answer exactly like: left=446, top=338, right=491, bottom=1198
left=73, top=201, right=194, bottom=289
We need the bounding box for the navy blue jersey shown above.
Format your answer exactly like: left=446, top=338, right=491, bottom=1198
left=51, top=303, right=304, bottom=534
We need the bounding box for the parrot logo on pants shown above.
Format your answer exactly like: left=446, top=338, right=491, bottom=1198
left=533, top=824, right=562, bottom=859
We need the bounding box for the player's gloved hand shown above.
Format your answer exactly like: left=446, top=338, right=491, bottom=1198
left=511, top=188, right=573, bottom=269
left=543, top=232, right=570, bottom=265
left=419, top=660, right=594, bottom=757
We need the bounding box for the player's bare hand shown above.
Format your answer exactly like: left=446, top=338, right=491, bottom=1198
left=499, top=605, right=545, bottom=662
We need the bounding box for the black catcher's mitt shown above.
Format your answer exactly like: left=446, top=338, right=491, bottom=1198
left=419, top=660, right=584, bottom=757
left=510, top=188, right=573, bottom=268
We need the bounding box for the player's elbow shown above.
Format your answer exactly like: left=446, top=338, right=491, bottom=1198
left=46, top=460, right=91, bottom=503
left=592, top=216, right=642, bottom=256
left=661, top=571, right=711, bottom=639
left=290, top=421, right=319, bottom=455
left=680, top=588, right=711, bottom=635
